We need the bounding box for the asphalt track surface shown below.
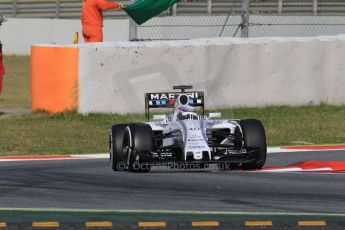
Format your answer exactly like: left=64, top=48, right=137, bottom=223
left=1, top=150, right=345, bottom=214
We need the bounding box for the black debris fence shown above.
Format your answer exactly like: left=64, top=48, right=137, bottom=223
left=135, top=0, right=345, bottom=40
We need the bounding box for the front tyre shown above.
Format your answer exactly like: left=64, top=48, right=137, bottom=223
left=240, top=119, right=267, bottom=169
left=123, top=123, right=155, bottom=173
left=109, top=124, right=128, bottom=171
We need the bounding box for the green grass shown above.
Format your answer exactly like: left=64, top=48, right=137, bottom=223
left=0, top=111, right=144, bottom=156
left=0, top=56, right=31, bottom=108
left=219, top=104, right=345, bottom=146
left=1, top=104, right=345, bottom=156
left=1, top=56, right=345, bottom=156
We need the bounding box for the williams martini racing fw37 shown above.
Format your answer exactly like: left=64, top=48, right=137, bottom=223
left=109, top=85, right=267, bottom=172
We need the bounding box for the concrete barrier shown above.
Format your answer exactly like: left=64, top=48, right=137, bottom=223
left=31, top=35, right=345, bottom=114
left=0, top=18, right=129, bottom=55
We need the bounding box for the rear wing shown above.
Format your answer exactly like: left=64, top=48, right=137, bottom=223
left=145, top=86, right=205, bottom=121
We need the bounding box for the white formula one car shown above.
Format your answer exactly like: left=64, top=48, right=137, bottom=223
left=109, top=85, right=266, bottom=172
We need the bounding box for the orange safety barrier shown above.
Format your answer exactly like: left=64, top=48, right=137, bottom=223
left=31, top=46, right=79, bottom=113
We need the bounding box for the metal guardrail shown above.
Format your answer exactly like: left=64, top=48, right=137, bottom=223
left=0, top=0, right=345, bottom=19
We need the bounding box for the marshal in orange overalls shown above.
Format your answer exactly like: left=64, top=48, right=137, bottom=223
left=81, top=0, right=122, bottom=42
left=0, top=42, right=5, bottom=95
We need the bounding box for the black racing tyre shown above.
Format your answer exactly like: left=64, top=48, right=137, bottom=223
left=123, top=123, right=155, bottom=173
left=109, top=124, right=128, bottom=171
left=240, top=119, right=267, bottom=169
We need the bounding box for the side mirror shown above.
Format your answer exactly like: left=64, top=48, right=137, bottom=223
left=208, top=112, right=221, bottom=119
left=153, top=114, right=167, bottom=121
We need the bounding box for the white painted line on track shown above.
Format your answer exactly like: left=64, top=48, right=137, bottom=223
left=0, top=157, right=87, bottom=162
left=0, top=154, right=109, bottom=162
left=268, top=148, right=315, bottom=153
left=71, top=154, right=108, bottom=159
left=267, top=147, right=345, bottom=153
left=303, top=167, right=333, bottom=172
left=260, top=168, right=303, bottom=172
left=259, top=167, right=335, bottom=173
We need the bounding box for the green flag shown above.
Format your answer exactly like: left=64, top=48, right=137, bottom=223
left=124, top=0, right=181, bottom=25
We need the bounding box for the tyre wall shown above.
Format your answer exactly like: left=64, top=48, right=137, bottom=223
left=31, top=35, right=345, bottom=114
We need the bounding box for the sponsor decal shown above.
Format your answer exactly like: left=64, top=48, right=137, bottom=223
left=150, top=93, right=175, bottom=100
left=187, top=138, right=205, bottom=142
left=149, top=92, right=199, bottom=100
left=188, top=127, right=201, bottom=131
left=147, top=92, right=203, bottom=108
left=225, top=149, right=247, bottom=155
left=188, top=146, right=205, bottom=149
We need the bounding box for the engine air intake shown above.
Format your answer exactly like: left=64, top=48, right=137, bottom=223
left=178, top=94, right=189, bottom=105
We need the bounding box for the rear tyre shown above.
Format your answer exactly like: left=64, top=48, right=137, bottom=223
left=109, top=124, right=128, bottom=171
left=122, top=123, right=155, bottom=173
left=240, top=119, right=267, bottom=169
